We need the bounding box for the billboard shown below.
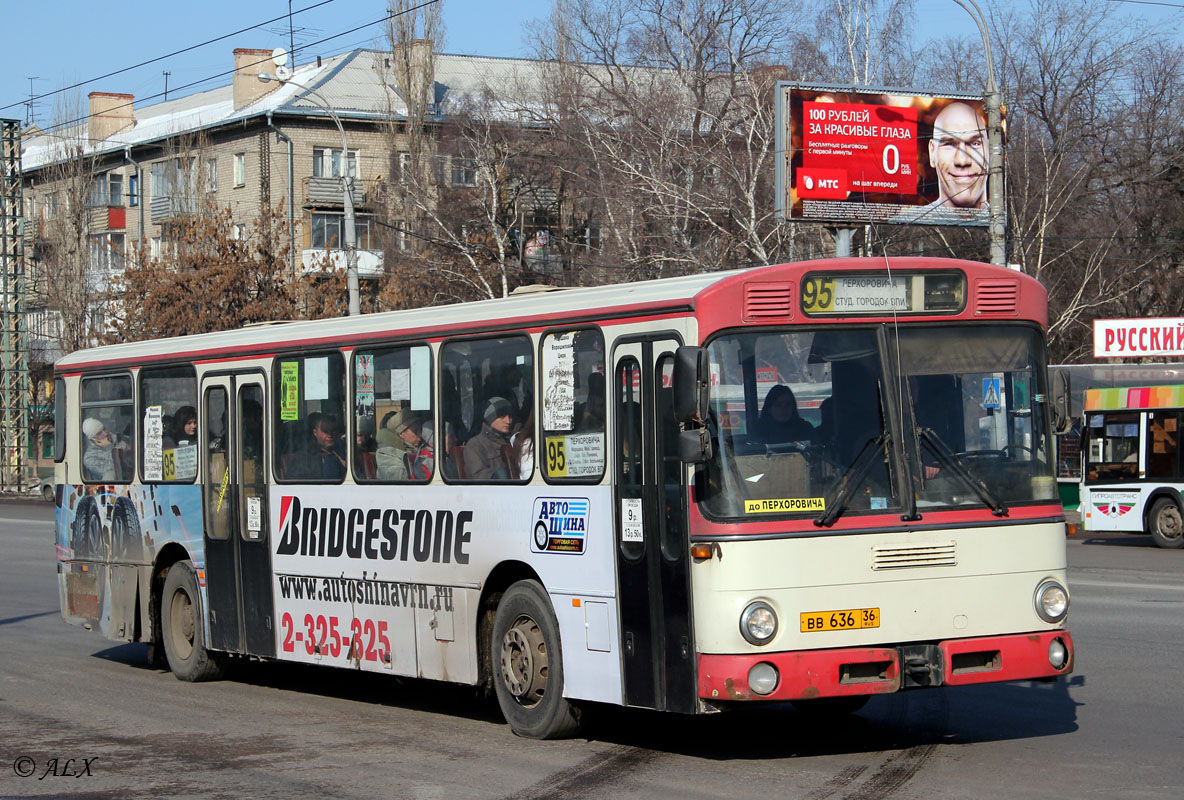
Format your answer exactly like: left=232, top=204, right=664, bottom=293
left=775, top=84, right=993, bottom=227
left=1094, top=318, right=1184, bottom=359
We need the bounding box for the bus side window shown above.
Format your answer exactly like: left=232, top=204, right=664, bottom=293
left=273, top=353, right=346, bottom=483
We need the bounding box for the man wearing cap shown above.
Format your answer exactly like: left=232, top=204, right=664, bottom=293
left=464, top=397, right=515, bottom=480
left=375, top=409, right=434, bottom=481
left=82, top=417, right=130, bottom=482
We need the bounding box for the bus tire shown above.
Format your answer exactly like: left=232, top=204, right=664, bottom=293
left=1148, top=497, right=1184, bottom=549
left=491, top=580, right=582, bottom=739
left=161, top=560, right=225, bottom=681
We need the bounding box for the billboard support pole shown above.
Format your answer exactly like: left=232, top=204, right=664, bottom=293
left=952, top=0, right=1005, bottom=266
left=833, top=227, right=854, bottom=258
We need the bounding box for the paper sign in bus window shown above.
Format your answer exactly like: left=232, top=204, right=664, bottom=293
left=144, top=405, right=164, bottom=481
left=305, top=357, right=329, bottom=401
left=410, top=346, right=431, bottom=410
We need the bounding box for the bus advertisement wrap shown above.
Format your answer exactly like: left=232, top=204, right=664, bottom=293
left=777, top=84, right=993, bottom=226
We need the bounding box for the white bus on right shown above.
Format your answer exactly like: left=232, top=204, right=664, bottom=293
left=1082, top=385, right=1184, bottom=548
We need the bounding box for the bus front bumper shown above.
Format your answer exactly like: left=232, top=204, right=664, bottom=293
left=698, top=630, right=1074, bottom=702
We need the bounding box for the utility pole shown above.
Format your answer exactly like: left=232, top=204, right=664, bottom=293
left=951, top=0, right=1006, bottom=266
left=1, top=119, right=30, bottom=491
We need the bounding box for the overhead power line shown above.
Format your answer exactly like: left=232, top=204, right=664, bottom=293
left=31, top=1, right=440, bottom=141
left=0, top=0, right=339, bottom=114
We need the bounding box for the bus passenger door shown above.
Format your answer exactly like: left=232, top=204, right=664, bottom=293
left=201, top=373, right=275, bottom=657
left=613, top=337, right=696, bottom=713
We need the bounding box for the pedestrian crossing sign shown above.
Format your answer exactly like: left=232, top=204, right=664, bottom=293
left=983, top=378, right=1001, bottom=409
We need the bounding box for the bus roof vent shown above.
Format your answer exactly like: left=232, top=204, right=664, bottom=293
left=744, top=282, right=794, bottom=322
left=974, top=278, right=1019, bottom=316
left=872, top=542, right=957, bottom=570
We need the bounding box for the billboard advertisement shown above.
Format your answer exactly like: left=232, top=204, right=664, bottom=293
left=776, top=84, right=993, bottom=227
left=1094, top=318, right=1184, bottom=359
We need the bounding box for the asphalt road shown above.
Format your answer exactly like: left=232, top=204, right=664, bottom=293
left=1, top=497, right=1181, bottom=799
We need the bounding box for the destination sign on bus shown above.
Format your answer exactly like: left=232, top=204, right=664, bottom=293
left=801, top=271, right=965, bottom=316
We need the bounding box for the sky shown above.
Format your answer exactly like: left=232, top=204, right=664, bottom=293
left=2, top=0, right=1180, bottom=128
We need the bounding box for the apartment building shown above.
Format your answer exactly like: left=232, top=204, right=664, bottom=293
left=19, top=42, right=566, bottom=357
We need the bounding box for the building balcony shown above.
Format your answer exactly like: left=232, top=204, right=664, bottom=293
left=150, top=195, right=198, bottom=223
left=302, top=176, right=367, bottom=208
left=301, top=248, right=384, bottom=278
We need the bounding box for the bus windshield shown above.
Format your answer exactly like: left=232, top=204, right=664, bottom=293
left=700, top=325, right=1056, bottom=521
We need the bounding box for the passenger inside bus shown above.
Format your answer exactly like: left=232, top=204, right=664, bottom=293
left=288, top=412, right=347, bottom=480
left=465, top=397, right=516, bottom=480
left=755, top=384, right=816, bottom=444
left=375, top=410, right=434, bottom=481
left=82, top=417, right=131, bottom=482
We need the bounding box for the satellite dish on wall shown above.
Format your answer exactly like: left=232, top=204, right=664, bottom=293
left=272, top=47, right=289, bottom=68
left=275, top=65, right=292, bottom=80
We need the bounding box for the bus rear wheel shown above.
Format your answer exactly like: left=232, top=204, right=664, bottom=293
left=1149, top=497, right=1184, bottom=549
left=161, top=560, right=225, bottom=681
left=492, top=580, right=582, bottom=739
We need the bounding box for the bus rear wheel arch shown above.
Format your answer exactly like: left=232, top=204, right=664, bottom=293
left=491, top=579, right=582, bottom=739
left=1148, top=496, right=1184, bottom=549
left=160, top=559, right=225, bottom=681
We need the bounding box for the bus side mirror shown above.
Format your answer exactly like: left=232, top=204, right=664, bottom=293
left=673, top=346, right=710, bottom=424
left=679, top=428, right=712, bottom=463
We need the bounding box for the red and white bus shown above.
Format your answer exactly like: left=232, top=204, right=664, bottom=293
left=52, top=257, right=1073, bottom=738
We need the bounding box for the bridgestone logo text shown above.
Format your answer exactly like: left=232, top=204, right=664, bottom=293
left=277, top=496, right=473, bottom=564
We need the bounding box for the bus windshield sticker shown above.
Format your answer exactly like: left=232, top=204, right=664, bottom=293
left=305, top=356, right=329, bottom=401
left=744, top=497, right=826, bottom=513
left=621, top=498, right=643, bottom=542
left=544, top=334, right=576, bottom=431
left=144, top=405, right=164, bottom=481
left=280, top=362, right=300, bottom=421
left=532, top=497, right=589, bottom=554
left=410, top=346, right=431, bottom=410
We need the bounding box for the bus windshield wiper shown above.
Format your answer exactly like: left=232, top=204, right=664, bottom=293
left=814, top=432, right=889, bottom=527
left=917, top=428, right=1009, bottom=517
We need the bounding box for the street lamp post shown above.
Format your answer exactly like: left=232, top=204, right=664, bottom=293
left=258, top=72, right=360, bottom=316
left=950, top=0, right=1005, bottom=266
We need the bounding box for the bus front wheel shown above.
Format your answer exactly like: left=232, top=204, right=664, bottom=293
left=1149, top=497, right=1184, bottom=549
left=491, top=580, right=582, bottom=739
left=161, top=560, right=225, bottom=681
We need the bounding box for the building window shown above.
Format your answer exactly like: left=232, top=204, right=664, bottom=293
left=233, top=153, right=245, bottom=187
left=313, top=147, right=358, bottom=179
left=128, top=175, right=138, bottom=207
left=397, top=151, right=410, bottom=183
left=205, top=158, right=217, bottom=192
left=89, top=174, right=123, bottom=207
left=233, top=223, right=246, bottom=241
left=89, top=233, right=125, bottom=272
left=311, top=212, right=373, bottom=249
left=451, top=157, right=476, bottom=187
left=150, top=237, right=162, bottom=259
left=46, top=193, right=59, bottom=219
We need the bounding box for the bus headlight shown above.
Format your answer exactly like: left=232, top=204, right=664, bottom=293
left=740, top=601, right=778, bottom=645
left=1034, top=579, right=1069, bottom=623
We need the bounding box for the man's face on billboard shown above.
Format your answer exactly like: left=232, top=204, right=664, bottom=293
left=929, top=102, right=988, bottom=208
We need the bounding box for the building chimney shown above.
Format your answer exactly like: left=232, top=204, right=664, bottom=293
left=88, top=92, right=135, bottom=144
left=233, top=48, right=281, bottom=110
left=392, top=39, right=435, bottom=115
